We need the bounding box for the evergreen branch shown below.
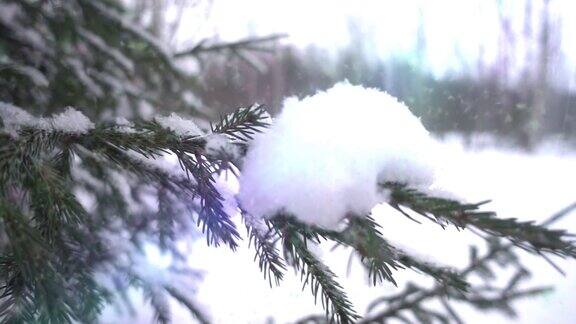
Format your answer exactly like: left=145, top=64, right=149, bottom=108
left=212, top=104, right=271, bottom=142
left=76, top=27, right=135, bottom=73
left=157, top=188, right=177, bottom=250
left=0, top=199, right=104, bottom=323
left=383, top=182, right=576, bottom=259
left=360, top=202, right=576, bottom=323
left=247, top=223, right=286, bottom=287
left=81, top=145, right=196, bottom=198
left=343, top=216, right=468, bottom=291
left=102, top=129, right=240, bottom=248
left=142, top=285, right=171, bottom=324
left=3, top=115, right=261, bottom=249
left=0, top=104, right=270, bottom=321
left=174, top=151, right=240, bottom=248
left=175, top=34, right=287, bottom=58
left=1, top=103, right=270, bottom=251
left=281, top=226, right=359, bottom=324
left=28, top=162, right=86, bottom=242
left=273, top=215, right=468, bottom=291
left=163, top=286, right=210, bottom=324
left=76, top=0, right=184, bottom=79
left=0, top=203, right=41, bottom=323
left=359, top=245, right=518, bottom=323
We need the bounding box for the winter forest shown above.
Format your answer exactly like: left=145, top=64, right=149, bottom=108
left=1, top=0, right=576, bottom=323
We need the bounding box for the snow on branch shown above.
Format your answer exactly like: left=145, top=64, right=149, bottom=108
left=235, top=83, right=576, bottom=322
left=154, top=113, right=204, bottom=137
left=237, top=83, right=576, bottom=258
left=0, top=102, right=94, bottom=136
left=0, top=104, right=269, bottom=249
left=239, top=82, right=438, bottom=229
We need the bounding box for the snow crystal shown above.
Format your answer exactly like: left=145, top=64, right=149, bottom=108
left=238, top=82, right=439, bottom=229
left=155, top=113, right=204, bottom=137
left=38, top=107, right=95, bottom=134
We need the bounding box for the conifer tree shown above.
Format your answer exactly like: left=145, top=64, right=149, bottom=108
left=1, top=1, right=575, bottom=323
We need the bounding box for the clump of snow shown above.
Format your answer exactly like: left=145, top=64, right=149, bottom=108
left=0, top=102, right=37, bottom=135
left=238, top=82, right=439, bottom=229
left=260, top=109, right=273, bottom=126
left=205, top=134, right=240, bottom=159
left=38, top=107, right=95, bottom=134
left=114, top=117, right=131, bottom=126
left=1, top=104, right=94, bottom=135
left=244, top=212, right=269, bottom=236
left=113, top=116, right=136, bottom=133
left=155, top=113, right=204, bottom=137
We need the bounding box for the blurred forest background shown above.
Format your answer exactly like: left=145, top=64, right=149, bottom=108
left=136, top=0, right=576, bottom=149
left=4, top=0, right=574, bottom=148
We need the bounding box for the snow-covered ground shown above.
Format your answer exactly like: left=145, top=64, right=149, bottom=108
left=101, top=135, right=576, bottom=323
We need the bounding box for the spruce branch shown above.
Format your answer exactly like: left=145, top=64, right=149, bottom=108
left=342, top=216, right=468, bottom=291
left=124, top=266, right=208, bottom=324
left=360, top=202, right=576, bottom=323
left=0, top=0, right=290, bottom=320
left=138, top=282, right=171, bottom=324
left=265, top=214, right=466, bottom=323
left=163, top=286, right=210, bottom=324
left=0, top=199, right=104, bottom=324
left=76, top=0, right=184, bottom=79
left=76, top=27, right=135, bottom=73
left=383, top=182, right=576, bottom=259
left=0, top=103, right=270, bottom=321
left=2, top=104, right=271, bottom=249
left=175, top=34, right=287, bottom=58
left=175, top=150, right=240, bottom=248
left=246, top=222, right=286, bottom=287
left=281, top=226, right=360, bottom=324
left=157, top=188, right=177, bottom=250
left=211, top=104, right=271, bottom=142
left=360, top=240, right=550, bottom=323
left=272, top=215, right=468, bottom=292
